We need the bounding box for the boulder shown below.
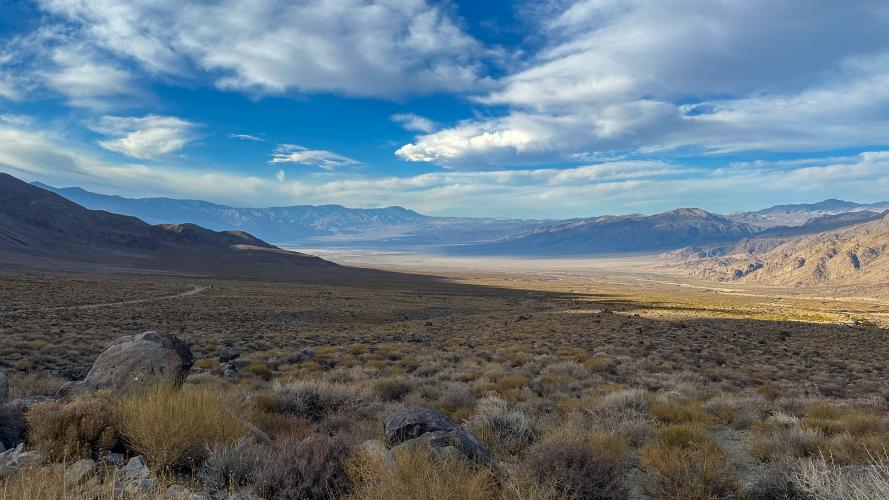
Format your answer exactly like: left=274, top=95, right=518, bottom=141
left=384, top=407, right=458, bottom=445
left=0, top=370, right=8, bottom=403
left=358, top=439, right=395, bottom=470
left=384, top=407, right=492, bottom=464
left=64, top=458, right=97, bottom=485
left=70, top=331, right=194, bottom=395
left=9, top=396, right=53, bottom=413
left=126, top=456, right=151, bottom=482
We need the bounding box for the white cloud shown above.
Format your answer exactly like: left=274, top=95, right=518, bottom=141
left=228, top=133, right=265, bottom=142
left=399, top=0, right=889, bottom=166
left=391, top=113, right=437, bottom=133
left=36, top=0, right=485, bottom=99
left=93, top=115, right=198, bottom=160
left=5, top=117, right=889, bottom=217
left=269, top=144, right=361, bottom=170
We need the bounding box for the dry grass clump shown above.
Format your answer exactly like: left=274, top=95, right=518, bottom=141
left=640, top=423, right=741, bottom=499
left=7, top=372, right=68, bottom=399
left=27, top=391, right=118, bottom=461
left=523, top=425, right=630, bottom=500
left=347, top=446, right=496, bottom=500
left=373, top=377, right=415, bottom=402
left=585, top=389, right=653, bottom=445
left=649, top=399, right=709, bottom=425
left=789, top=455, right=889, bottom=499
left=258, top=379, right=379, bottom=421
left=465, top=396, right=536, bottom=457
left=117, top=385, right=247, bottom=470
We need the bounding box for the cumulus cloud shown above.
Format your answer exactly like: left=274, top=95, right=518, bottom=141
left=36, top=0, right=485, bottom=99
left=5, top=117, right=889, bottom=217
left=270, top=144, right=361, bottom=170
left=399, top=0, right=889, bottom=167
left=93, top=115, right=198, bottom=160
left=391, top=113, right=438, bottom=133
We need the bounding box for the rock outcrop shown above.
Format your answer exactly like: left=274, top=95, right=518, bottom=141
left=67, top=331, right=194, bottom=396
left=384, top=407, right=492, bottom=464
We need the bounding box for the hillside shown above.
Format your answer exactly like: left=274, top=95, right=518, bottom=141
left=1, top=173, right=333, bottom=274
left=459, top=208, right=757, bottom=256
left=681, top=212, right=889, bottom=286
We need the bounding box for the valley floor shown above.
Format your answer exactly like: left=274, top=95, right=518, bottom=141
left=2, top=254, right=889, bottom=498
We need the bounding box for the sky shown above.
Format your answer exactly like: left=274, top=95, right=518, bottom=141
left=2, top=0, right=889, bottom=218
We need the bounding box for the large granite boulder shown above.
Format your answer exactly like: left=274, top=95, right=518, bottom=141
left=0, top=369, right=8, bottom=403
left=68, top=331, right=193, bottom=396
left=384, top=407, right=492, bottom=464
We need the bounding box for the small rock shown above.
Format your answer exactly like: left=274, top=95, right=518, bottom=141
left=359, top=439, right=395, bottom=470
left=16, top=451, right=47, bottom=467
left=100, top=451, right=125, bottom=466
left=218, top=347, right=239, bottom=363
left=64, top=458, right=96, bottom=485
left=126, top=456, right=151, bottom=482
left=9, top=396, right=53, bottom=413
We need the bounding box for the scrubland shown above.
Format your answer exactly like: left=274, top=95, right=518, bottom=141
left=2, top=269, right=889, bottom=499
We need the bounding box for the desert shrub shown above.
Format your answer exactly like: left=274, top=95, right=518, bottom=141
left=788, top=455, right=889, bottom=499
left=523, top=430, right=629, bottom=500
left=200, top=437, right=270, bottom=490
left=650, top=399, right=708, bottom=425
left=261, top=380, right=379, bottom=421
left=751, top=423, right=822, bottom=461
left=702, top=393, right=765, bottom=430
left=0, top=404, right=26, bottom=449
left=640, top=424, right=741, bottom=499
left=373, top=378, right=414, bottom=402
left=586, top=389, right=653, bottom=445
left=27, top=392, right=118, bottom=461
left=117, top=385, right=247, bottom=470
left=347, top=446, right=496, bottom=500
left=193, top=358, right=217, bottom=370
left=465, top=396, right=536, bottom=456
left=255, top=432, right=358, bottom=499
left=248, top=362, right=274, bottom=380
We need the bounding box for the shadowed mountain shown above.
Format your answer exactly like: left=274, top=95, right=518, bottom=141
left=455, top=208, right=758, bottom=256
left=1, top=173, right=333, bottom=274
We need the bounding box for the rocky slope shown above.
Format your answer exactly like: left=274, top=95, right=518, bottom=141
left=681, top=212, right=889, bottom=286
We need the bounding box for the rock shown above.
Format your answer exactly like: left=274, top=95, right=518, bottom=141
left=9, top=395, right=54, bottom=413
left=218, top=347, right=239, bottom=363
left=15, top=451, right=47, bottom=467
left=359, top=439, right=395, bottom=470
left=100, top=451, right=125, bottom=466
left=64, top=458, right=97, bottom=485
left=164, top=484, right=211, bottom=500
left=384, top=407, right=458, bottom=445
left=69, top=331, right=194, bottom=396
left=0, top=370, right=8, bottom=403
left=0, top=443, right=24, bottom=467
left=126, top=456, right=151, bottom=482
left=384, top=407, right=492, bottom=464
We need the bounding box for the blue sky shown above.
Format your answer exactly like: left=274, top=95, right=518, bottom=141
left=2, top=0, right=889, bottom=218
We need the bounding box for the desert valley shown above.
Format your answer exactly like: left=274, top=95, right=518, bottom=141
left=4, top=2, right=889, bottom=498
left=2, top=173, right=889, bottom=499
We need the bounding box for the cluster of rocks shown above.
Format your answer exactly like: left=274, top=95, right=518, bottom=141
left=360, top=407, right=493, bottom=468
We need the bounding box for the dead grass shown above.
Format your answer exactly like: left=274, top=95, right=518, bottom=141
left=347, top=446, right=496, bottom=500
left=117, top=385, right=247, bottom=470
left=27, top=391, right=118, bottom=461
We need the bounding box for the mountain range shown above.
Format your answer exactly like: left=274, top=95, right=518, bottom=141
left=18, top=177, right=889, bottom=286
left=1, top=174, right=333, bottom=275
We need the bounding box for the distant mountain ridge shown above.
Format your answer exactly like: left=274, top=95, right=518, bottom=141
left=33, top=182, right=547, bottom=246
left=2, top=174, right=333, bottom=274
left=456, top=208, right=758, bottom=256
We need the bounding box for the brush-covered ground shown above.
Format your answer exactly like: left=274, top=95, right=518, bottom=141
left=2, top=268, right=889, bottom=499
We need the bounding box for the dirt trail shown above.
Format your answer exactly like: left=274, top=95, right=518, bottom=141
left=0, top=284, right=210, bottom=315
